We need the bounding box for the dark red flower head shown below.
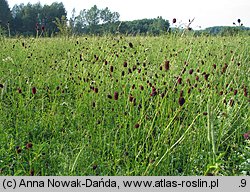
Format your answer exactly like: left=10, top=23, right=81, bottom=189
left=17, top=88, right=22, bottom=94
left=123, top=61, right=128, bottom=67
left=32, top=87, right=37, bottom=94
left=178, top=97, right=185, bottom=106
left=164, top=60, right=170, bottom=71
left=173, top=18, right=177, bottom=24
left=26, top=142, right=33, bottom=149
left=243, top=131, right=250, bottom=140
left=30, top=169, right=35, bottom=176
left=177, top=77, right=182, bottom=84
left=134, top=123, right=140, bottom=128
left=94, top=87, right=98, bottom=93
left=150, top=86, right=157, bottom=96
left=189, top=69, right=194, bottom=75
left=114, top=92, right=119, bottom=100
left=16, top=146, right=22, bottom=154
left=110, top=66, right=114, bottom=73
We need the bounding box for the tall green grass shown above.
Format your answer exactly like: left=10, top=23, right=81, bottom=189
left=0, top=34, right=249, bottom=175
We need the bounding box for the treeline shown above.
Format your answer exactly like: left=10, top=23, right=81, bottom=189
left=0, top=0, right=170, bottom=36
left=201, top=26, right=250, bottom=36
left=1, top=0, right=249, bottom=37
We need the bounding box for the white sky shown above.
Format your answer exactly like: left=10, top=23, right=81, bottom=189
left=7, top=0, right=250, bottom=29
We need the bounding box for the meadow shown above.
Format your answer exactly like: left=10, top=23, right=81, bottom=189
left=0, top=34, right=249, bottom=176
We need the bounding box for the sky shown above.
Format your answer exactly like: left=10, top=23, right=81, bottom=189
left=7, top=0, right=250, bottom=29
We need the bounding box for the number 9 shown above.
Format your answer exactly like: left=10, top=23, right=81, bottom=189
left=241, top=179, right=246, bottom=187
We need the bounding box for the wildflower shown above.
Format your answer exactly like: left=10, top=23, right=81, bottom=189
left=173, top=18, right=177, bottom=24
left=180, top=90, right=184, bottom=97
left=16, top=146, right=22, bottom=154
left=132, top=65, right=137, bottom=71
left=206, top=173, right=214, bottom=176
left=150, top=86, right=157, bottom=96
left=177, top=77, right=182, bottom=84
left=189, top=69, right=194, bottom=75
left=204, top=73, right=209, bottom=81
left=203, top=112, right=208, bottom=116
left=123, top=61, right=128, bottom=67
left=110, top=66, right=114, bottom=73
left=243, top=87, right=248, bottom=97
left=178, top=97, right=185, bottom=106
left=30, top=169, right=35, bottom=176
left=221, top=63, right=228, bottom=74
left=134, top=123, right=140, bottom=128
left=129, top=42, right=133, bottom=48
left=234, top=90, right=238, bottom=95
left=164, top=60, right=170, bottom=71
left=17, top=88, right=22, bottom=94
left=94, top=87, right=98, bottom=93
left=93, top=164, right=98, bottom=170
left=26, top=142, right=33, bottom=149
left=160, top=91, right=166, bottom=98
left=243, top=131, right=250, bottom=140
left=114, top=92, right=119, bottom=100
left=140, top=85, right=144, bottom=91
left=229, top=99, right=234, bottom=107
left=129, top=95, right=134, bottom=102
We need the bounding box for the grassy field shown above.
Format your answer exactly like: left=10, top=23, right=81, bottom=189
left=0, top=34, right=249, bottom=176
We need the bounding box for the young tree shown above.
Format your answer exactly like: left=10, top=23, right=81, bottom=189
left=53, top=15, right=71, bottom=37
left=74, top=9, right=87, bottom=34
left=100, top=7, right=119, bottom=24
